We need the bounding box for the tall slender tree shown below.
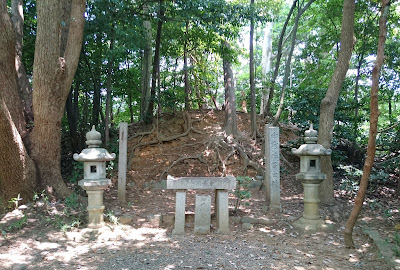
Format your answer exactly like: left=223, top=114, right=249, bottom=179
left=318, top=0, right=356, bottom=204
left=344, top=0, right=390, bottom=248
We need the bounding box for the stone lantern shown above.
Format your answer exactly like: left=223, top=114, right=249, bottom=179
left=291, top=124, right=332, bottom=231
left=73, top=126, right=116, bottom=228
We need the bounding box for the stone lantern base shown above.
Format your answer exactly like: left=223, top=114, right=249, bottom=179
left=293, top=217, right=333, bottom=231
left=79, top=179, right=111, bottom=229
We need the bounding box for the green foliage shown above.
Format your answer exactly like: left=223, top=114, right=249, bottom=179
left=6, top=215, right=28, bottom=232
left=232, top=176, right=253, bottom=211
left=69, top=162, right=83, bottom=183
left=104, top=209, right=119, bottom=225
left=391, top=233, right=400, bottom=257
left=337, top=165, right=363, bottom=194
left=8, top=194, right=22, bottom=210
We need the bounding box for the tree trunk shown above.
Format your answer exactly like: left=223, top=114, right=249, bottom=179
left=353, top=55, right=363, bottom=137
left=0, top=1, right=36, bottom=205
left=260, top=21, right=273, bottom=116
left=66, top=83, right=80, bottom=152
left=264, top=0, right=298, bottom=117
left=11, top=0, right=34, bottom=126
left=273, top=0, right=316, bottom=126
left=147, top=0, right=164, bottom=123
left=140, top=4, right=152, bottom=121
left=223, top=41, right=238, bottom=137
left=249, top=0, right=256, bottom=138
left=184, top=21, right=191, bottom=111
left=344, top=0, right=389, bottom=248
left=31, top=0, right=85, bottom=198
left=105, top=33, right=114, bottom=147
left=318, top=0, right=355, bottom=204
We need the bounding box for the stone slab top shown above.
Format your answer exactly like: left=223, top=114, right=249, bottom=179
left=166, top=175, right=236, bottom=190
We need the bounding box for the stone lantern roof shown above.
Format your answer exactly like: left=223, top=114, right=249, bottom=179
left=291, top=124, right=332, bottom=156
left=73, top=126, right=116, bottom=162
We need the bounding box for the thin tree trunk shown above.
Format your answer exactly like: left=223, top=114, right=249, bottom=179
left=318, top=0, right=356, bottom=204
left=353, top=52, right=364, bottom=137
left=184, top=21, right=191, bottom=111
left=105, top=33, right=114, bottom=147
left=140, top=4, right=152, bottom=121
left=147, top=0, right=164, bottom=123
left=273, top=0, right=316, bottom=126
left=264, top=0, right=298, bottom=117
left=11, top=0, right=34, bottom=126
left=344, top=0, right=390, bottom=248
left=249, top=0, right=256, bottom=138
left=66, top=83, right=80, bottom=152
left=260, top=21, right=273, bottom=115
left=223, top=40, right=238, bottom=137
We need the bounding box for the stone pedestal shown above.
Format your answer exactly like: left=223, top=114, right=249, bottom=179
left=87, top=190, right=106, bottom=228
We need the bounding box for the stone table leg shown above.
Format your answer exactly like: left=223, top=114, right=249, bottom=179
left=172, top=190, right=186, bottom=235
left=216, top=189, right=229, bottom=234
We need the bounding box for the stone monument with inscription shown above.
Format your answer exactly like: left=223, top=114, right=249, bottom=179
left=264, top=124, right=280, bottom=213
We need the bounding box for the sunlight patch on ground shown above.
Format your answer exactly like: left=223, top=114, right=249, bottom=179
left=0, top=253, right=34, bottom=268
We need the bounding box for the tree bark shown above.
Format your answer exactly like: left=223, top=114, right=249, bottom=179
left=105, top=33, right=114, bottom=147
left=91, top=38, right=102, bottom=127
left=318, top=0, right=356, bottom=204
left=260, top=21, right=273, bottom=116
left=11, top=0, right=34, bottom=126
left=273, top=0, right=316, bottom=126
left=66, top=83, right=80, bottom=152
left=140, top=4, right=152, bottom=121
left=344, top=0, right=389, bottom=249
left=147, top=0, right=164, bottom=123
left=249, top=0, right=256, bottom=138
left=223, top=41, right=238, bottom=137
left=184, top=21, right=191, bottom=111
left=0, top=1, right=36, bottom=205
left=31, top=0, right=85, bottom=198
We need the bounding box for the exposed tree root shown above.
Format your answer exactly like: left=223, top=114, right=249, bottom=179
left=127, top=112, right=271, bottom=181
left=128, top=112, right=203, bottom=168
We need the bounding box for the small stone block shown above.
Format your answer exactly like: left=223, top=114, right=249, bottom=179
left=172, top=190, right=186, bottom=235
left=194, top=195, right=211, bottom=234
left=216, top=190, right=230, bottom=234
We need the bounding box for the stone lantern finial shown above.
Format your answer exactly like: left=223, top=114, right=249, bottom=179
left=304, top=123, right=318, bottom=144
left=86, top=125, right=102, bottom=148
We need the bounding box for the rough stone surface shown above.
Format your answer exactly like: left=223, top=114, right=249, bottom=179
left=167, top=175, right=236, bottom=190
left=172, top=190, right=186, bottom=234
left=194, top=195, right=211, bottom=234
left=264, top=125, right=280, bottom=212
left=118, top=215, right=134, bottom=225
left=242, top=223, right=253, bottom=230
left=118, top=122, right=128, bottom=202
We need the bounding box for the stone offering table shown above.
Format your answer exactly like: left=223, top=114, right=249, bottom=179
left=167, top=175, right=236, bottom=235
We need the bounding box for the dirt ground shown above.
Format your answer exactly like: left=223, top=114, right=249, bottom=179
left=0, top=110, right=398, bottom=270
